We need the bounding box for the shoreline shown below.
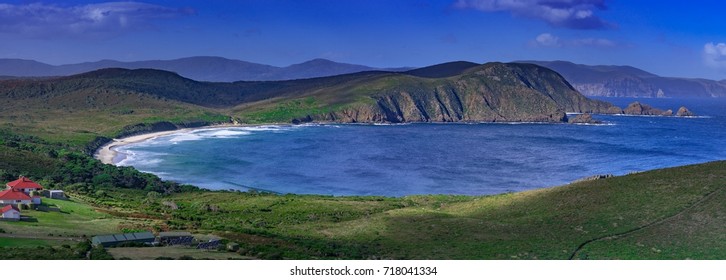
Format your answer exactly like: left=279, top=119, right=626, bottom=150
left=94, top=115, right=704, bottom=165
left=93, top=120, right=570, bottom=165
left=95, top=129, right=187, bottom=165
left=94, top=123, right=270, bottom=165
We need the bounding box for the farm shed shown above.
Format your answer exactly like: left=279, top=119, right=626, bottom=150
left=92, top=231, right=156, bottom=247
left=48, top=190, right=66, bottom=200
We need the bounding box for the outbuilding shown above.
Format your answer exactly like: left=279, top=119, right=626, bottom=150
left=1, top=205, right=20, bottom=220
left=48, top=190, right=66, bottom=200
left=91, top=231, right=156, bottom=247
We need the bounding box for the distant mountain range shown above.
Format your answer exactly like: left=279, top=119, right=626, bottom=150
left=0, top=56, right=411, bottom=82
left=523, top=60, right=726, bottom=98
left=2, top=56, right=724, bottom=98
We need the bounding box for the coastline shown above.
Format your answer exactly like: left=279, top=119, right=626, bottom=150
left=95, top=129, right=186, bottom=165
left=94, top=123, right=267, bottom=165
left=93, top=120, right=562, bottom=165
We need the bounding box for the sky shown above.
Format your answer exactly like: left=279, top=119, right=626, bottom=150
left=1, top=0, right=725, bottom=80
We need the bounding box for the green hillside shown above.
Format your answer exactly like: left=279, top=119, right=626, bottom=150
left=0, top=62, right=720, bottom=259
left=0, top=62, right=620, bottom=145
left=234, top=62, right=618, bottom=123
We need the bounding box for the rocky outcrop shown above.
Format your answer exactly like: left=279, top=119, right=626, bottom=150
left=568, top=113, right=602, bottom=124
left=623, top=102, right=670, bottom=116
left=676, top=106, right=695, bottom=117
left=606, top=106, right=624, bottom=114
left=302, top=63, right=620, bottom=123
left=621, top=102, right=696, bottom=117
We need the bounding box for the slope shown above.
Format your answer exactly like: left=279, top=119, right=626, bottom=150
left=0, top=57, right=410, bottom=82
left=524, top=60, right=726, bottom=98
left=0, top=61, right=621, bottom=144
left=235, top=62, right=618, bottom=123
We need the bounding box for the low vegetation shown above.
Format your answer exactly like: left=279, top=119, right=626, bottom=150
left=0, top=65, right=721, bottom=259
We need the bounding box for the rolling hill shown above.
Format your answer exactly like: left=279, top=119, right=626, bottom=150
left=0, top=57, right=410, bottom=82
left=523, top=60, right=726, bottom=98
left=0, top=61, right=619, bottom=144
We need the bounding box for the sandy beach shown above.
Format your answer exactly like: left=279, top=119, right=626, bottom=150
left=94, top=130, right=184, bottom=165
left=93, top=124, right=271, bottom=165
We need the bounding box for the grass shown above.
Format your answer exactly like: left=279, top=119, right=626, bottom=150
left=107, top=247, right=248, bottom=260
left=0, top=88, right=230, bottom=145
left=0, top=66, right=720, bottom=260
left=96, top=161, right=720, bottom=260
left=0, top=161, right=722, bottom=260
left=0, top=198, right=126, bottom=237
left=0, top=237, right=51, bottom=247
left=235, top=96, right=369, bottom=123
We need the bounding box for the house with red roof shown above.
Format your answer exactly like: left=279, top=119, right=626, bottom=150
left=0, top=176, right=42, bottom=206
left=0, top=189, right=32, bottom=205
left=6, top=176, right=44, bottom=194
left=1, top=205, right=20, bottom=220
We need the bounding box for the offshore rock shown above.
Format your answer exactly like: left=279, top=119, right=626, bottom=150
left=623, top=102, right=667, bottom=115
left=568, top=113, right=602, bottom=124
left=676, top=106, right=695, bottom=117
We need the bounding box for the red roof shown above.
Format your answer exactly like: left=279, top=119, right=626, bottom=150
left=1, top=205, right=19, bottom=213
left=0, top=189, right=31, bottom=200
left=6, top=176, right=43, bottom=190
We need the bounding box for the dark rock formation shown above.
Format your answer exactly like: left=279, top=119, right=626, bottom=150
left=676, top=106, right=695, bottom=117
left=568, top=113, right=602, bottom=124
left=607, top=106, right=624, bottom=114
left=623, top=102, right=669, bottom=115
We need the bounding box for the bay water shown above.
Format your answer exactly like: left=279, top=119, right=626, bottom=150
left=115, top=98, right=726, bottom=196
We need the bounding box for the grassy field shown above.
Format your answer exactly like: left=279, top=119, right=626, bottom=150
left=0, top=237, right=52, bottom=247
left=80, top=161, right=719, bottom=260
left=0, top=161, right=722, bottom=259
left=0, top=198, right=128, bottom=237
left=107, top=247, right=249, bottom=260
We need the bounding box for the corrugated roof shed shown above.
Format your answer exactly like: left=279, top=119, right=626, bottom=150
left=131, top=232, right=155, bottom=240
left=91, top=231, right=156, bottom=247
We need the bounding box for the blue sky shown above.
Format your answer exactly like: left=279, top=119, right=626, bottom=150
left=1, top=0, right=725, bottom=80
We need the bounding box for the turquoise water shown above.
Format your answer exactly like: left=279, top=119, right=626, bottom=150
left=116, top=98, right=726, bottom=196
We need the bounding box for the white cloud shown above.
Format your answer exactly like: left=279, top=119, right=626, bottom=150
left=0, top=2, right=193, bottom=39
left=703, top=42, right=726, bottom=68
left=533, top=33, right=616, bottom=48
left=455, top=0, right=611, bottom=29
left=535, top=33, right=561, bottom=47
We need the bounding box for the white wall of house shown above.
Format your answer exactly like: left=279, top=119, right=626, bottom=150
left=31, top=197, right=41, bottom=205
left=0, top=199, right=31, bottom=205
left=2, top=210, right=20, bottom=219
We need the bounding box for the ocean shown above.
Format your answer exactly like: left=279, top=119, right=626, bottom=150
left=115, top=97, right=726, bottom=196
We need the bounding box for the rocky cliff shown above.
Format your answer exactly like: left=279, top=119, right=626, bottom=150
left=290, top=63, right=620, bottom=123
